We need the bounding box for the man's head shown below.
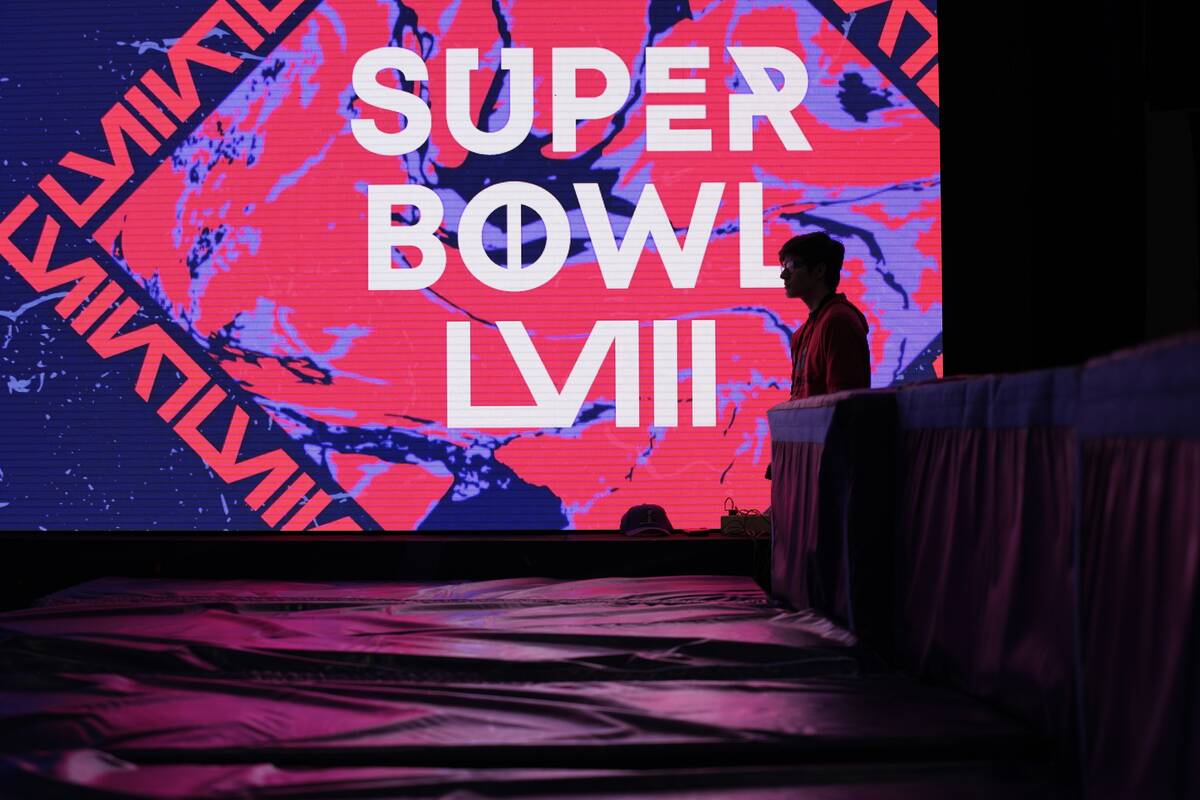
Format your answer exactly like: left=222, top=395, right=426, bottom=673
left=779, top=233, right=845, bottom=302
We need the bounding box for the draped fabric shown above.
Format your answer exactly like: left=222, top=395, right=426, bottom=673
left=1080, top=437, right=1200, bottom=800
left=767, top=332, right=1200, bottom=797
left=768, top=392, right=897, bottom=646
left=895, top=412, right=1079, bottom=751
left=769, top=438, right=825, bottom=607
left=768, top=396, right=830, bottom=619
left=1078, top=336, right=1200, bottom=800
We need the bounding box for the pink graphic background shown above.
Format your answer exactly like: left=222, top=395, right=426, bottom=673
left=95, top=0, right=941, bottom=530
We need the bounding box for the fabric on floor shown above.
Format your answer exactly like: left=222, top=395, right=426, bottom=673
left=0, top=576, right=1059, bottom=798
left=0, top=755, right=1063, bottom=799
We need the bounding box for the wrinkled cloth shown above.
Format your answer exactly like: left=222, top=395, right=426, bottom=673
left=0, top=752, right=1062, bottom=800
left=894, top=368, right=1081, bottom=753
left=767, top=332, right=1200, bottom=800
left=768, top=391, right=897, bottom=647
left=0, top=575, right=1052, bottom=798
left=1077, top=335, right=1200, bottom=800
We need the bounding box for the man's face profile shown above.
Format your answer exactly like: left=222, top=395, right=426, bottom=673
left=781, top=256, right=824, bottom=300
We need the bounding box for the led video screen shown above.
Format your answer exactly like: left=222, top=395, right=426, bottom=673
left=0, top=0, right=939, bottom=530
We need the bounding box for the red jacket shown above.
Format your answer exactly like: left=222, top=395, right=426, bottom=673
left=789, top=293, right=871, bottom=399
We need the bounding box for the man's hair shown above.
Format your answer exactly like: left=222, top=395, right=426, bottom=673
left=779, top=233, right=845, bottom=291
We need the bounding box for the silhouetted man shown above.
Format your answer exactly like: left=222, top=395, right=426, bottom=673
left=779, top=233, right=871, bottom=399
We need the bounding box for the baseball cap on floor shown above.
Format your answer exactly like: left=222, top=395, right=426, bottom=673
left=620, top=504, right=674, bottom=536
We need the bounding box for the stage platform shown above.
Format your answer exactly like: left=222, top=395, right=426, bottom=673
left=0, top=532, right=768, bottom=612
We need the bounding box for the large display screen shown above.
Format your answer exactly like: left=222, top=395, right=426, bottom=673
left=0, top=0, right=939, bottom=530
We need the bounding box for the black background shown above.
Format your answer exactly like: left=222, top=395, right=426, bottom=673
left=943, top=1, right=1200, bottom=375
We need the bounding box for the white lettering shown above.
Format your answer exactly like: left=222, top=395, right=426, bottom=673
left=645, top=47, right=711, bottom=152
left=653, top=320, right=678, bottom=427
left=552, top=48, right=631, bottom=153
left=727, top=46, right=812, bottom=152
left=367, top=184, right=445, bottom=290
left=351, top=47, right=433, bottom=156
left=446, top=320, right=716, bottom=429
left=445, top=48, right=534, bottom=155
left=447, top=320, right=639, bottom=428
left=576, top=181, right=723, bottom=289
left=691, top=319, right=716, bottom=426
left=458, top=182, right=572, bottom=292
left=737, top=182, right=784, bottom=288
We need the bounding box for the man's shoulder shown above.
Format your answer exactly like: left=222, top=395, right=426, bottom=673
left=819, top=296, right=869, bottom=334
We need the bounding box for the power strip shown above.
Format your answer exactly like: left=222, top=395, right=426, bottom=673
left=720, top=511, right=771, bottom=539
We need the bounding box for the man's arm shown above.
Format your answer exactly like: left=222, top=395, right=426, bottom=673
left=821, top=313, right=872, bottom=393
